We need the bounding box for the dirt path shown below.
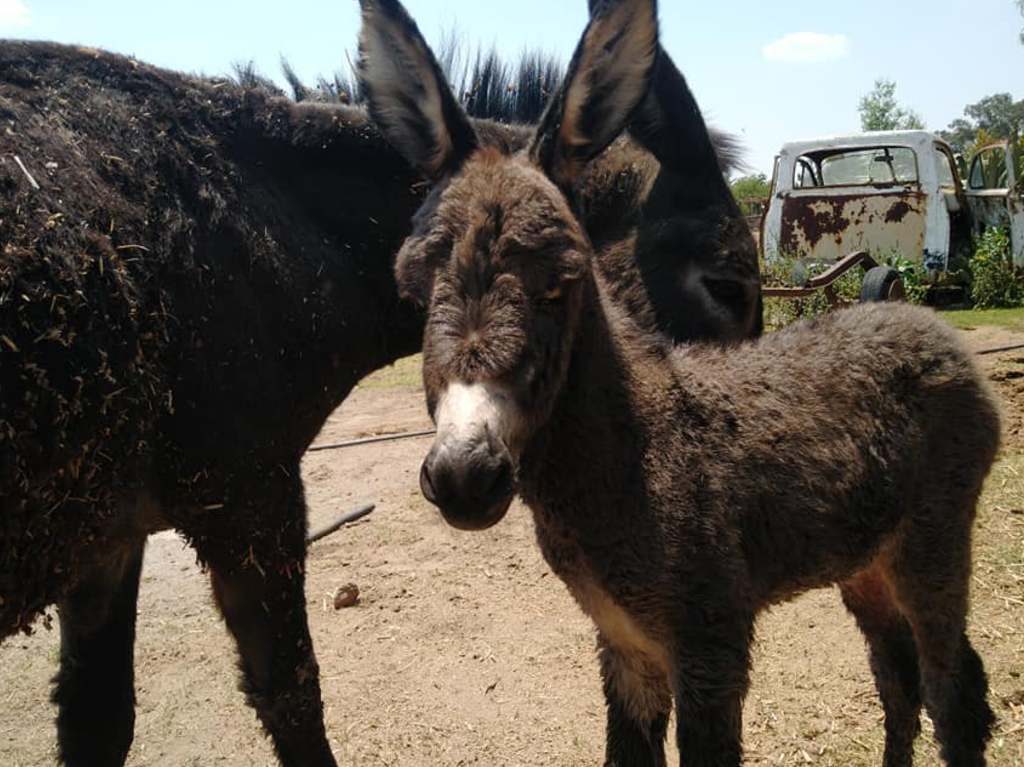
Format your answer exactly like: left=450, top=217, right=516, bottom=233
left=1, top=329, right=1022, bottom=766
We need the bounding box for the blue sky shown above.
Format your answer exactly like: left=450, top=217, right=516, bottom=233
left=2, top=0, right=1022, bottom=175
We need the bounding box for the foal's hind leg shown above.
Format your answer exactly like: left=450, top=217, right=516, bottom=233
left=189, top=470, right=336, bottom=767
left=840, top=566, right=922, bottom=767
left=889, top=511, right=994, bottom=765
left=599, top=638, right=671, bottom=767
left=53, top=539, right=145, bottom=767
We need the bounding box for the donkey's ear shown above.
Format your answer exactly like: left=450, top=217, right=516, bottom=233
left=530, top=0, right=658, bottom=188
left=628, top=46, right=734, bottom=182
left=358, top=0, right=478, bottom=178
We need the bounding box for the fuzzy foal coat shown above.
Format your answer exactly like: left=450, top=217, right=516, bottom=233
left=519, top=287, right=999, bottom=765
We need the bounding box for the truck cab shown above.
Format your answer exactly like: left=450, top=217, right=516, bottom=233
left=762, top=131, right=976, bottom=276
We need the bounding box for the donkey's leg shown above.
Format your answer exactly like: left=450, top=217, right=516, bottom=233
left=889, top=509, right=994, bottom=767
left=840, top=566, right=922, bottom=767
left=53, top=539, right=145, bottom=767
left=599, top=638, right=671, bottom=767
left=192, top=472, right=336, bottom=767
left=670, top=613, right=753, bottom=767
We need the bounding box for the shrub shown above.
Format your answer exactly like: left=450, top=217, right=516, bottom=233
left=762, top=255, right=863, bottom=330
left=969, top=227, right=1024, bottom=309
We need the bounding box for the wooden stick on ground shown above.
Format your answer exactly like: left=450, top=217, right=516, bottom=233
left=975, top=343, right=1024, bottom=357
left=307, top=429, right=436, bottom=453
left=307, top=504, right=376, bottom=545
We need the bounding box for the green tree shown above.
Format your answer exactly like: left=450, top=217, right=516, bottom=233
left=730, top=173, right=771, bottom=217
left=858, top=79, right=925, bottom=132
left=940, top=93, right=1024, bottom=156
left=940, top=118, right=978, bottom=155
left=966, top=93, right=1024, bottom=142
left=730, top=173, right=770, bottom=201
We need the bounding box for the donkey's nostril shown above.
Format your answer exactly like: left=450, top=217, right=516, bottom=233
left=480, top=458, right=513, bottom=503
left=418, top=438, right=516, bottom=531
left=420, top=460, right=438, bottom=505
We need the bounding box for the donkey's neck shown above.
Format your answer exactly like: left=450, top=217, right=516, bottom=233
left=155, top=96, right=430, bottom=452
left=517, top=274, right=671, bottom=540
left=232, top=98, right=426, bottom=371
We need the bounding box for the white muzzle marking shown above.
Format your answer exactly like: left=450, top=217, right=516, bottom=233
left=435, top=381, right=521, bottom=455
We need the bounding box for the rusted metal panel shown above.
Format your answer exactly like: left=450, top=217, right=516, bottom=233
left=777, top=191, right=926, bottom=264
left=969, top=192, right=1014, bottom=233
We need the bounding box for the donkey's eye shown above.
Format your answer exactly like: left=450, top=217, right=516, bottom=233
left=702, top=277, right=746, bottom=305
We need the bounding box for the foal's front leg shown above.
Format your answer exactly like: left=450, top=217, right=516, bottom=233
left=671, top=613, right=753, bottom=767
left=599, top=637, right=672, bottom=767
left=189, top=471, right=336, bottom=767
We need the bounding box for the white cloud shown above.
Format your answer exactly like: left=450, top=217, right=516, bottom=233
left=0, top=0, right=30, bottom=30
left=762, top=32, right=850, bottom=63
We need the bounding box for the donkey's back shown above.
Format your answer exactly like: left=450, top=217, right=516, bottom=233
left=1, top=42, right=192, bottom=635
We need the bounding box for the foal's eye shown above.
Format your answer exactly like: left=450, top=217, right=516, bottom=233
left=535, top=271, right=568, bottom=304
left=541, top=284, right=564, bottom=303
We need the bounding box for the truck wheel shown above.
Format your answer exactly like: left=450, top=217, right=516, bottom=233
left=860, top=266, right=905, bottom=302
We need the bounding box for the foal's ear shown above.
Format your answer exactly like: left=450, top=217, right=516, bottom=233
left=530, top=0, right=658, bottom=189
left=358, top=0, right=478, bottom=178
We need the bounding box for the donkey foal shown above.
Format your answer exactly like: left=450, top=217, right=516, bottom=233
left=359, top=0, right=1000, bottom=765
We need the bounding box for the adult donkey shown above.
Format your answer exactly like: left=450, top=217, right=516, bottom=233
left=0, top=10, right=756, bottom=767
left=360, top=0, right=1000, bottom=765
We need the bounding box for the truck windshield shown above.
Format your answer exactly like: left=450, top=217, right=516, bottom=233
left=794, top=147, right=919, bottom=188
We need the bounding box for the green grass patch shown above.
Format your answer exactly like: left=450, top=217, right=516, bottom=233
left=357, top=354, right=423, bottom=390
left=939, top=307, right=1024, bottom=332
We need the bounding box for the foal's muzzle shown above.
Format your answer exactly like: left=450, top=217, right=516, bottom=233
left=419, top=429, right=515, bottom=531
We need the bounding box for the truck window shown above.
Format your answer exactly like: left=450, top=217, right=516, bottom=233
left=792, top=146, right=918, bottom=189
left=793, top=157, right=819, bottom=188
left=1017, top=143, right=1024, bottom=191
left=969, top=146, right=1009, bottom=191
left=934, top=146, right=957, bottom=189
left=821, top=147, right=917, bottom=186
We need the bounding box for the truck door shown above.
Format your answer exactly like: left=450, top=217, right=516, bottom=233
left=965, top=142, right=1024, bottom=267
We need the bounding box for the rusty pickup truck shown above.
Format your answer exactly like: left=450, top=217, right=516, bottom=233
left=761, top=131, right=1023, bottom=295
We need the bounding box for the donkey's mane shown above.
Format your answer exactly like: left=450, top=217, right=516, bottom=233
left=235, top=42, right=744, bottom=174
left=233, top=42, right=561, bottom=125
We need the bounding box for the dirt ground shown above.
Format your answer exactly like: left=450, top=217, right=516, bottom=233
left=1, top=326, right=1022, bottom=766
